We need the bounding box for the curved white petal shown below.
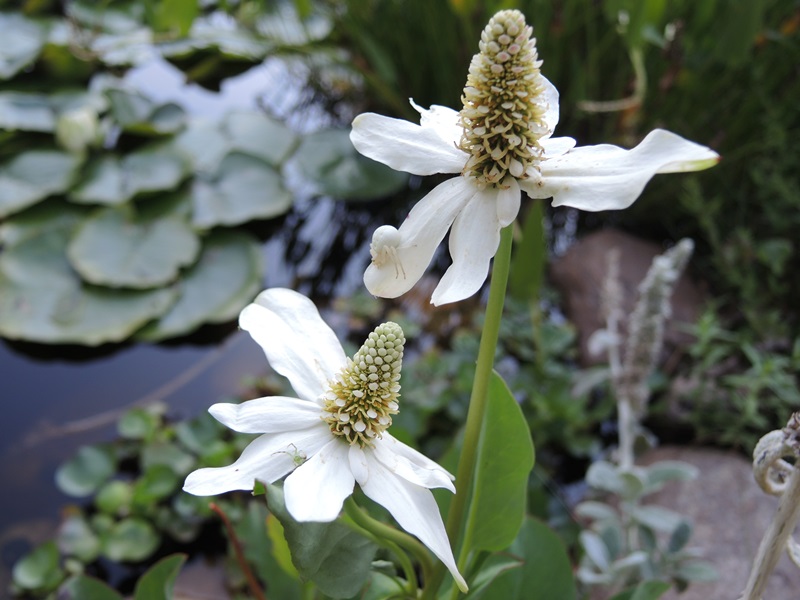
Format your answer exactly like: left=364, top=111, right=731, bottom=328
left=496, top=178, right=521, bottom=227
left=360, top=452, right=468, bottom=593
left=240, top=288, right=346, bottom=403
left=208, top=397, right=323, bottom=434
left=521, top=129, right=720, bottom=211
left=540, top=136, right=576, bottom=159
left=364, top=177, right=477, bottom=298
left=183, top=426, right=330, bottom=496
left=372, top=437, right=455, bottom=492
left=350, top=113, right=465, bottom=176
left=349, top=444, right=370, bottom=485
left=381, top=433, right=455, bottom=481
left=410, top=100, right=463, bottom=149
left=431, top=188, right=501, bottom=306
left=283, top=438, right=355, bottom=522
left=539, top=76, right=560, bottom=139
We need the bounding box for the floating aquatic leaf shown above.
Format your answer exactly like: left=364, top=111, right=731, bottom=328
left=171, top=119, right=229, bottom=172
left=137, top=229, right=262, bottom=340
left=0, top=215, right=176, bottom=345
left=55, top=445, right=116, bottom=497
left=0, top=93, right=54, bottom=132
left=70, top=145, right=189, bottom=205
left=224, top=111, right=298, bottom=167
left=102, top=518, right=160, bottom=562
left=0, top=150, right=83, bottom=217
left=191, top=152, right=292, bottom=228
left=67, top=206, right=200, bottom=288
left=0, top=13, right=48, bottom=80
left=292, top=129, right=408, bottom=201
left=107, top=88, right=186, bottom=135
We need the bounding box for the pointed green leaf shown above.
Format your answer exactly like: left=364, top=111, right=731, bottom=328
left=0, top=150, right=83, bottom=217
left=610, top=580, right=671, bottom=600
left=266, top=483, right=377, bottom=599
left=58, top=575, right=124, bottom=600
left=133, top=553, right=187, bottom=600
left=136, top=229, right=262, bottom=340
left=191, top=152, right=292, bottom=228
left=469, top=371, right=535, bottom=552
left=67, top=206, right=200, bottom=288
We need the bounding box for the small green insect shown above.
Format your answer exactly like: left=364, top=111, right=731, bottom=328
left=273, top=443, right=307, bottom=466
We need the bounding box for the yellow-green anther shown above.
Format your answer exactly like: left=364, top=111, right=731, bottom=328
left=458, top=9, right=548, bottom=188
left=322, top=322, right=404, bottom=447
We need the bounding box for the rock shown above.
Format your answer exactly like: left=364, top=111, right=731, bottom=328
left=174, top=558, right=232, bottom=600
left=549, top=228, right=707, bottom=366
left=638, top=446, right=800, bottom=600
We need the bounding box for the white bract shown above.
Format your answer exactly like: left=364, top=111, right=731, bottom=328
left=351, top=10, right=719, bottom=306
left=183, top=288, right=467, bottom=592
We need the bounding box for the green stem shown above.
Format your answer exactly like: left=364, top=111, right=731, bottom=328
left=426, top=225, right=515, bottom=597
left=343, top=497, right=431, bottom=594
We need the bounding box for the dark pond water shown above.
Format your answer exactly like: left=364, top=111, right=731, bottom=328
left=0, top=56, right=386, bottom=582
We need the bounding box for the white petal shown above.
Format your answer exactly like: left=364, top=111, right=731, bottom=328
left=520, top=129, right=720, bottom=211
left=364, top=177, right=476, bottom=298
left=381, top=433, right=455, bottom=481
left=360, top=451, right=468, bottom=593
left=183, top=426, right=330, bottom=496
left=496, top=178, right=521, bottom=227
left=283, top=438, right=355, bottom=522
left=372, top=437, right=455, bottom=492
left=410, top=100, right=464, bottom=149
left=539, top=76, right=560, bottom=139
left=431, top=189, right=501, bottom=306
left=209, top=397, right=323, bottom=434
left=540, top=136, right=576, bottom=159
left=239, top=288, right=346, bottom=402
left=348, top=444, right=370, bottom=485
left=350, top=113, right=466, bottom=176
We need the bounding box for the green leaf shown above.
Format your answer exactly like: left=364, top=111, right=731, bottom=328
left=67, top=206, right=200, bottom=288
left=0, top=13, right=47, bottom=80
left=509, top=199, right=546, bottom=302
left=291, top=129, right=407, bottom=201
left=469, top=371, right=535, bottom=552
left=267, top=512, right=299, bottom=579
left=95, top=480, right=134, bottom=516
left=106, top=87, right=186, bottom=136
left=141, top=441, right=196, bottom=475
left=610, top=580, right=671, bottom=600
left=667, top=520, right=692, bottom=553
left=149, top=0, right=198, bottom=36
left=266, top=483, right=377, bottom=599
left=58, top=513, right=102, bottom=562
left=102, top=518, right=160, bottom=562
left=133, top=553, right=187, bottom=600
left=476, top=518, right=577, bottom=600
left=71, top=145, right=189, bottom=205
left=461, top=555, right=522, bottom=599
left=0, top=219, right=177, bottom=345
left=0, top=150, right=83, bottom=217
left=224, top=111, right=299, bottom=167
left=58, top=574, right=124, bottom=600
left=136, top=229, right=262, bottom=340
left=0, top=92, right=55, bottom=132
left=191, top=152, right=292, bottom=228
left=132, top=464, right=181, bottom=506
left=674, top=561, right=717, bottom=582
left=12, top=541, right=63, bottom=592
left=55, top=445, right=115, bottom=497
left=630, top=506, right=684, bottom=533
left=118, top=407, right=161, bottom=440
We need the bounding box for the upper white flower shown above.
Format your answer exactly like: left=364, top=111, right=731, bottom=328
left=350, top=9, right=719, bottom=306
left=183, top=288, right=467, bottom=592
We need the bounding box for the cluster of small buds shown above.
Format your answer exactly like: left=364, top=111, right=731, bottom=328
left=322, top=322, right=405, bottom=447
left=457, top=9, right=549, bottom=188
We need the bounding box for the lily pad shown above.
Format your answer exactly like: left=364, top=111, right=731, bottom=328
left=292, top=129, right=408, bottom=201
left=171, top=119, right=229, bottom=172
left=191, top=152, right=292, bottom=228
left=55, top=445, right=115, bottom=497
left=224, top=111, right=298, bottom=167
left=0, top=150, right=83, bottom=217
left=0, top=13, right=48, bottom=80
left=137, top=229, right=262, bottom=341
left=0, top=216, right=177, bottom=345
left=0, top=93, right=54, bottom=132
left=107, top=88, right=186, bottom=135
left=102, top=518, right=160, bottom=562
left=67, top=206, right=200, bottom=288
left=70, top=145, right=189, bottom=205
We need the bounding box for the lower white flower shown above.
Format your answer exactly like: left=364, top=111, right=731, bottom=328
left=183, top=288, right=467, bottom=592
left=350, top=9, right=720, bottom=306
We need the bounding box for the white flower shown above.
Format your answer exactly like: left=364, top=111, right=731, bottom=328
left=351, top=9, right=719, bottom=306
left=183, top=288, right=467, bottom=592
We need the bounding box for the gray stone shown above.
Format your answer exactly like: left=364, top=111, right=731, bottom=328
left=639, top=446, right=800, bottom=600
left=549, top=229, right=707, bottom=366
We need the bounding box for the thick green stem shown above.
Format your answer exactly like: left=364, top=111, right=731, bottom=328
left=426, top=225, right=514, bottom=597
left=343, top=497, right=430, bottom=594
